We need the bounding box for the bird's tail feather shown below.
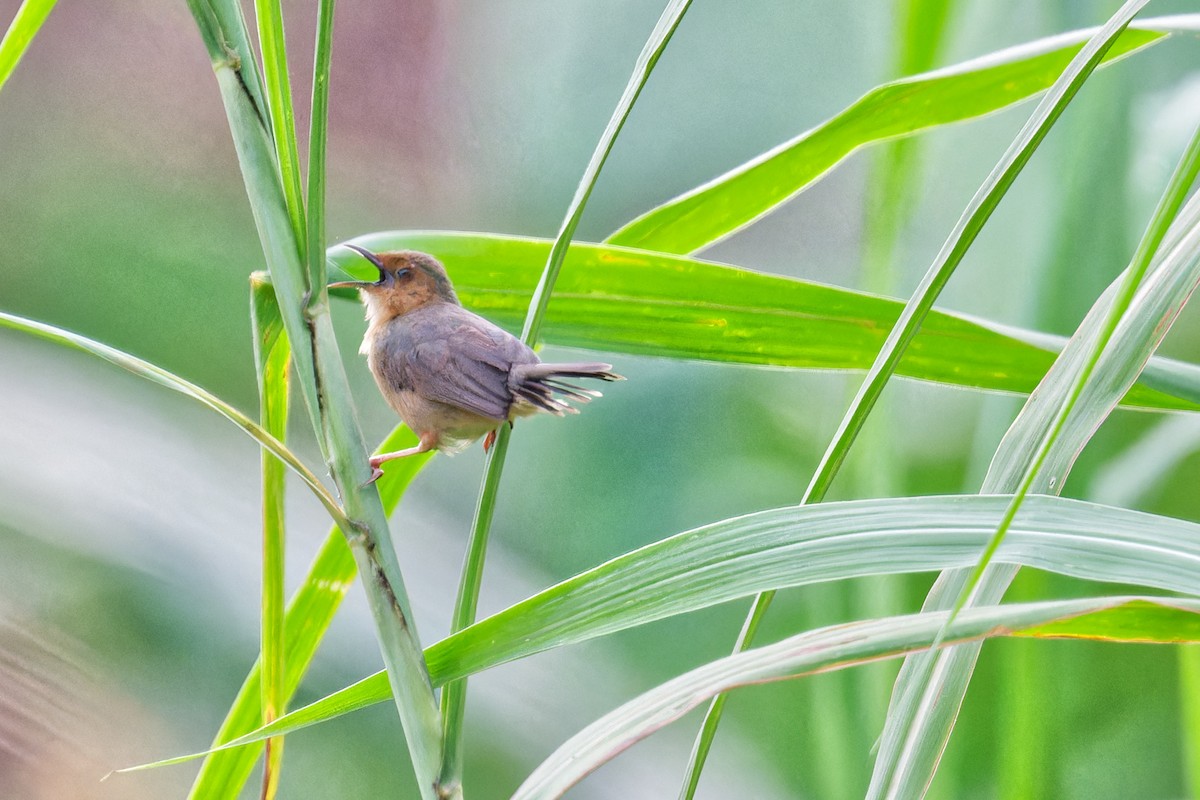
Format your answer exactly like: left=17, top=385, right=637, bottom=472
left=518, top=362, right=624, bottom=382
left=511, top=362, right=623, bottom=416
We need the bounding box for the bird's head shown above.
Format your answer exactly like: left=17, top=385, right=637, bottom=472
left=330, top=245, right=460, bottom=324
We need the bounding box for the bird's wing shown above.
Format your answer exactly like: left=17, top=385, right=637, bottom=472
left=378, top=306, right=535, bottom=421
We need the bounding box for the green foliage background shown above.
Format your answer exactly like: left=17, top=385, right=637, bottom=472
left=3, top=1, right=1200, bottom=798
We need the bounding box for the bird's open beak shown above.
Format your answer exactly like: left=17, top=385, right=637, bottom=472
left=329, top=244, right=387, bottom=289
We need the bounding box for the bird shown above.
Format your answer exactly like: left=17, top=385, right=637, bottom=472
left=330, top=244, right=623, bottom=482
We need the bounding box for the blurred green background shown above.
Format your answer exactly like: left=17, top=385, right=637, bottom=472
left=3, top=1, right=1200, bottom=797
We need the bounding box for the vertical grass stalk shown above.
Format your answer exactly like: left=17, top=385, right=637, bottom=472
left=186, top=1, right=444, bottom=796
left=306, top=0, right=334, bottom=293
left=436, top=1, right=695, bottom=793
left=0, top=0, right=58, bottom=91
left=187, top=425, right=432, bottom=798
left=254, top=0, right=307, bottom=247
left=251, top=279, right=291, bottom=800
left=1181, top=646, right=1200, bottom=798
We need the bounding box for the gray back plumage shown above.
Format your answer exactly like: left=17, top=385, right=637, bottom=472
left=371, top=302, right=623, bottom=422
left=371, top=303, right=537, bottom=421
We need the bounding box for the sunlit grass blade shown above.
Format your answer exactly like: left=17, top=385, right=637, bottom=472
left=122, top=492, right=1200, bottom=766
left=0, top=310, right=347, bottom=530
left=187, top=424, right=431, bottom=799
left=512, top=596, right=1200, bottom=799
left=872, top=75, right=1200, bottom=800
left=328, top=232, right=1200, bottom=412
left=0, top=0, right=57, bottom=92
left=254, top=0, right=306, bottom=248
left=606, top=15, right=1198, bottom=254
left=1182, top=647, right=1200, bottom=797
left=187, top=0, right=443, bottom=795
left=250, top=278, right=289, bottom=800
left=438, top=1, right=694, bottom=791
left=306, top=0, right=335, bottom=293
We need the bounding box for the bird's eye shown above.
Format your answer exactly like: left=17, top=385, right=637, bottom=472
left=395, top=268, right=412, bottom=280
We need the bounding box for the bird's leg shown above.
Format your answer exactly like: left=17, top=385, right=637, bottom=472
left=366, top=434, right=437, bottom=484
left=482, top=429, right=497, bottom=453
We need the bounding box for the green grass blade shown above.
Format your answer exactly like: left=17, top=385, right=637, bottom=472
left=126, top=492, right=1200, bottom=764
left=305, top=0, right=334, bottom=294
left=437, top=2, right=694, bottom=792
left=0, top=310, right=348, bottom=530
left=944, top=81, right=1200, bottom=625
left=895, top=0, right=957, bottom=77
left=328, top=232, right=1200, bottom=412
left=250, top=278, right=290, bottom=800
left=1182, top=647, right=1200, bottom=798
left=437, top=429, right=510, bottom=792
left=0, top=0, right=57, bottom=92
left=693, top=1, right=1145, bottom=780
left=872, top=94, right=1200, bottom=800
left=519, top=0, right=693, bottom=346
left=512, top=596, right=1200, bottom=799
left=145, top=595, right=1200, bottom=778
left=254, top=0, right=307, bottom=249
left=790, top=3, right=956, bottom=797
left=606, top=16, right=1196, bottom=254
left=187, top=424, right=431, bottom=799
left=186, top=1, right=443, bottom=795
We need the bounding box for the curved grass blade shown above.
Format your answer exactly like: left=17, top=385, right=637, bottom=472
left=871, top=124, right=1200, bottom=794
left=0, top=310, right=348, bottom=531
left=0, top=0, right=57, bottom=92
left=327, top=231, right=1200, bottom=412
left=953, top=69, right=1200, bottom=618
left=187, top=424, right=432, bottom=799
left=688, top=3, right=1152, bottom=784
left=438, top=1, right=693, bottom=791
left=121, top=492, right=1200, bottom=767
left=931, top=64, right=1200, bottom=700
left=513, top=596, right=1200, bottom=799
left=606, top=15, right=1199, bottom=255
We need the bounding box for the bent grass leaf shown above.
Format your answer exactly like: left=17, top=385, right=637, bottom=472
left=512, top=596, right=1200, bottom=799
left=0, top=310, right=348, bottom=530
left=328, top=231, right=1200, bottom=411
left=606, top=15, right=1199, bottom=254
left=121, top=493, right=1200, bottom=769
left=870, top=62, right=1200, bottom=799
left=682, top=5, right=1158, bottom=782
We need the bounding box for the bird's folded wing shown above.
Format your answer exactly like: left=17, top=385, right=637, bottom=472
left=397, top=322, right=525, bottom=421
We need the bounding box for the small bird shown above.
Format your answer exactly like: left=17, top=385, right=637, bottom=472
left=330, top=245, right=622, bottom=482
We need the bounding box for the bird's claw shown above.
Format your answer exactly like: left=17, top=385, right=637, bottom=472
left=364, top=465, right=385, bottom=486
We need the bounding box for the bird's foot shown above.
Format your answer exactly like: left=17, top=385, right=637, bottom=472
left=364, top=465, right=385, bottom=485
left=483, top=429, right=497, bottom=453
